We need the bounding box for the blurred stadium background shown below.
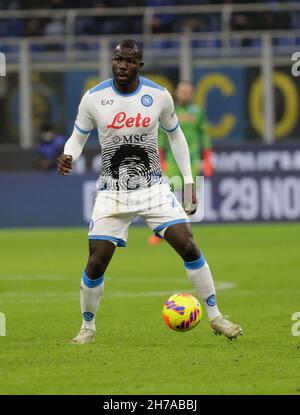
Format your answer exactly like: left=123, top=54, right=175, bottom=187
left=1, top=0, right=300, bottom=227
left=1, top=1, right=300, bottom=396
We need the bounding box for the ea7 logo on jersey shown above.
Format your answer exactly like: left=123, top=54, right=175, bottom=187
left=101, top=99, right=114, bottom=105
left=107, top=112, right=151, bottom=129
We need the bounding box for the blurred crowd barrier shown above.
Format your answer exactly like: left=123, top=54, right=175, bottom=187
left=0, top=2, right=300, bottom=147
left=0, top=2, right=298, bottom=38
left=1, top=36, right=300, bottom=146
left=1, top=143, right=299, bottom=227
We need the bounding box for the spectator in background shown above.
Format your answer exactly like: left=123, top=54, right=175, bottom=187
left=47, top=0, right=68, bottom=8
left=35, top=123, right=66, bottom=170
left=146, top=0, right=175, bottom=34
left=229, top=0, right=292, bottom=45
left=22, top=18, right=45, bottom=37
left=43, top=17, right=66, bottom=50
left=84, top=0, right=142, bottom=36
left=44, top=17, right=65, bottom=37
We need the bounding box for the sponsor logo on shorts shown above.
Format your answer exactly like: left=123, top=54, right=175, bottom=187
left=89, top=219, right=94, bottom=231
left=206, top=295, right=216, bottom=307
left=141, top=94, right=153, bottom=107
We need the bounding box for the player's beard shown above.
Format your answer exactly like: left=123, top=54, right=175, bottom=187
left=113, top=69, right=139, bottom=88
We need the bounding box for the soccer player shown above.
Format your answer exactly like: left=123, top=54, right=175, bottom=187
left=57, top=39, right=242, bottom=344
left=149, top=80, right=213, bottom=245
left=162, top=80, right=213, bottom=179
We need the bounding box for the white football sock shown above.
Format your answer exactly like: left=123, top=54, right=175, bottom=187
left=80, top=270, right=104, bottom=331
left=185, top=255, right=221, bottom=321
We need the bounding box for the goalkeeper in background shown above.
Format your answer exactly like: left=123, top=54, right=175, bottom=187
left=149, top=80, right=213, bottom=245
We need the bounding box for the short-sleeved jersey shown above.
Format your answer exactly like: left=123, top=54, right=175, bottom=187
left=74, top=76, right=179, bottom=191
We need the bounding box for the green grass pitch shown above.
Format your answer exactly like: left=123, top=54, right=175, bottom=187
left=0, top=223, right=299, bottom=395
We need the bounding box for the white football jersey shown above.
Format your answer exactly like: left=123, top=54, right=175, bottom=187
left=74, top=76, right=179, bottom=191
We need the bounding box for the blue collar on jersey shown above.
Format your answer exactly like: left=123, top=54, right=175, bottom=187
left=111, top=76, right=143, bottom=97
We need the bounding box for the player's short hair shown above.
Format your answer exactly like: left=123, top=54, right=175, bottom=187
left=114, top=39, right=143, bottom=61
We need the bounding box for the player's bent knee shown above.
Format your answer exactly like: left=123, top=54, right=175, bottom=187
left=180, top=238, right=200, bottom=262
left=86, top=255, right=110, bottom=279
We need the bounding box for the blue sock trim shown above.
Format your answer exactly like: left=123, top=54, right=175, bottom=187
left=82, top=269, right=104, bottom=288
left=184, top=255, right=206, bottom=270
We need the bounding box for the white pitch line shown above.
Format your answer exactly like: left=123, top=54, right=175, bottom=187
left=0, top=275, right=236, bottom=291
left=0, top=281, right=236, bottom=304
left=0, top=282, right=235, bottom=296
left=0, top=275, right=67, bottom=281
left=0, top=292, right=76, bottom=297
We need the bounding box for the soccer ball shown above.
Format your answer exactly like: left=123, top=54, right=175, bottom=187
left=162, top=292, right=202, bottom=332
